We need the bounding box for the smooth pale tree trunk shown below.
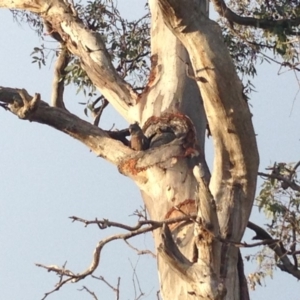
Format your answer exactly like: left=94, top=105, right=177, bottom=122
left=0, top=0, right=259, bottom=299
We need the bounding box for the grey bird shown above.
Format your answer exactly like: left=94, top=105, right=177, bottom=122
left=129, top=123, right=149, bottom=151
left=149, top=127, right=176, bottom=148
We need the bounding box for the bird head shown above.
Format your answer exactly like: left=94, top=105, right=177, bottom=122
left=129, top=122, right=141, bottom=134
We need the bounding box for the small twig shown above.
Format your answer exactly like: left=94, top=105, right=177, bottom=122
left=124, top=240, right=156, bottom=258
left=58, top=261, right=68, bottom=284
left=78, top=286, right=98, bottom=300
left=92, top=275, right=120, bottom=299
left=69, top=214, right=198, bottom=231
left=129, top=258, right=144, bottom=300
left=39, top=276, right=73, bottom=300
left=130, top=206, right=148, bottom=221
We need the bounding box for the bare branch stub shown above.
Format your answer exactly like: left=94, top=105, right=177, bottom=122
left=7, top=89, right=41, bottom=119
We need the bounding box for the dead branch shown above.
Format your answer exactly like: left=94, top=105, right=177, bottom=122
left=38, top=212, right=300, bottom=298
left=69, top=214, right=197, bottom=231
left=36, top=214, right=199, bottom=298
left=70, top=215, right=282, bottom=250
left=219, top=237, right=281, bottom=248
left=293, top=161, right=300, bottom=172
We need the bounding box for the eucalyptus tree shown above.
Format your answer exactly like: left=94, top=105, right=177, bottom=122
left=0, top=0, right=299, bottom=299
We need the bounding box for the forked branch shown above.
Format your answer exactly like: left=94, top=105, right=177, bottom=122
left=0, top=0, right=139, bottom=118
left=37, top=214, right=199, bottom=299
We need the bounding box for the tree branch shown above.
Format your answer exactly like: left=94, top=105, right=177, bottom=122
left=91, top=275, right=121, bottom=300
left=70, top=214, right=198, bottom=231
left=0, top=87, right=132, bottom=165
left=36, top=214, right=199, bottom=298
left=0, top=0, right=139, bottom=119
left=247, top=221, right=300, bottom=280
left=78, top=286, right=98, bottom=300
left=51, top=46, right=70, bottom=110
left=258, top=171, right=300, bottom=192
left=0, top=87, right=191, bottom=176
left=211, top=0, right=300, bottom=31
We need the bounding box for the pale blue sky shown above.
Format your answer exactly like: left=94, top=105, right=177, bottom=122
left=1, top=2, right=300, bottom=299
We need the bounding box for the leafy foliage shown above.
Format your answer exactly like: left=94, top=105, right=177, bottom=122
left=247, top=162, right=300, bottom=286
left=257, top=163, right=300, bottom=244
left=226, top=0, right=300, bottom=63
left=216, top=0, right=300, bottom=97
